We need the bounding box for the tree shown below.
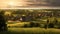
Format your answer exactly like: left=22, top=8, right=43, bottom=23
left=0, top=11, right=7, bottom=31
left=44, top=18, right=49, bottom=29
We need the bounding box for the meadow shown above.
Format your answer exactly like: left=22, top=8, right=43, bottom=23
left=0, top=28, right=60, bottom=34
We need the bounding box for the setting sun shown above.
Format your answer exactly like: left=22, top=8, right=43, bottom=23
left=8, top=1, right=15, bottom=6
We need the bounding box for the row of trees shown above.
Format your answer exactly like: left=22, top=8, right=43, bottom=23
left=23, top=18, right=60, bottom=29
left=0, top=9, right=60, bottom=21
left=4, top=9, right=60, bottom=21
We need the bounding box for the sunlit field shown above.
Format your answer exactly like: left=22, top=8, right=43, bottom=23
left=0, top=27, right=60, bottom=34
left=9, top=28, right=60, bottom=34
left=0, top=9, right=60, bottom=34
left=5, top=18, right=60, bottom=34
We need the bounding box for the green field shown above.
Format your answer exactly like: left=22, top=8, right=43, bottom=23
left=3, top=17, right=60, bottom=34
left=0, top=28, right=60, bottom=34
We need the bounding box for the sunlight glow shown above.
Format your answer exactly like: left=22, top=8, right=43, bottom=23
left=8, top=1, right=17, bottom=7
left=7, top=0, right=27, bottom=7
left=9, top=2, right=15, bottom=6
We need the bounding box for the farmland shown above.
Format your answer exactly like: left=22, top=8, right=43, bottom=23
left=0, top=9, right=60, bottom=34
left=0, top=28, right=60, bottom=34
left=2, top=19, right=59, bottom=34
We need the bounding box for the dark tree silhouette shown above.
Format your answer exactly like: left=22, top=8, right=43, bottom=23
left=0, top=14, right=7, bottom=31
left=54, top=18, right=58, bottom=24
left=48, top=23, right=54, bottom=28
left=0, top=11, right=7, bottom=31
left=44, top=18, right=49, bottom=29
left=29, top=22, right=35, bottom=27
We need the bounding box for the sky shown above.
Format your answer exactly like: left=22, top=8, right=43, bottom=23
left=0, top=0, right=60, bottom=9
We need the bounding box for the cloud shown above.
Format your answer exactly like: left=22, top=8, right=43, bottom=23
left=0, top=0, right=60, bottom=8
left=26, top=0, right=60, bottom=7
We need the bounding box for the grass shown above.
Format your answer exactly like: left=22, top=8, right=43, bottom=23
left=0, top=28, right=60, bottom=34
left=8, top=28, right=60, bottom=34
left=5, top=17, right=60, bottom=34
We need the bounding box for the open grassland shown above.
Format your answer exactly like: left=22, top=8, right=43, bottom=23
left=2, top=17, right=60, bottom=34
left=0, top=28, right=60, bottom=34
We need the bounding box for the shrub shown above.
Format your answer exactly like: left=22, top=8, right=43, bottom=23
left=29, top=22, right=35, bottom=27
left=24, top=24, right=28, bottom=28
left=48, top=23, right=54, bottom=28
left=34, top=23, right=40, bottom=27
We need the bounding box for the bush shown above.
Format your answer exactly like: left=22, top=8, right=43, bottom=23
left=29, top=22, right=35, bottom=27
left=24, top=24, right=28, bottom=28
left=34, top=23, right=40, bottom=27
left=48, top=23, right=54, bottom=28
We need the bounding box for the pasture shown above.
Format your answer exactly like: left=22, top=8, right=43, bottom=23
left=1, top=17, right=60, bottom=34
left=0, top=28, right=60, bottom=34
